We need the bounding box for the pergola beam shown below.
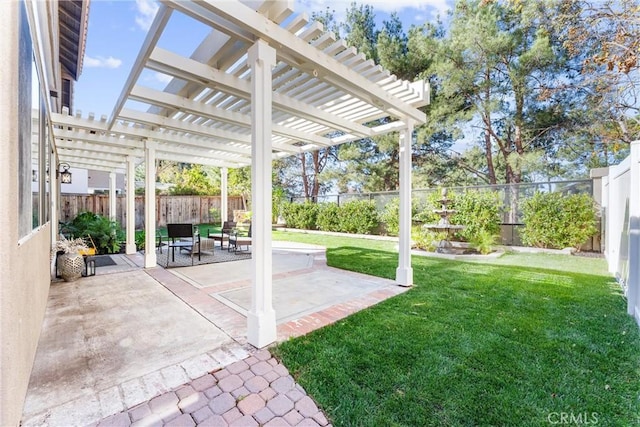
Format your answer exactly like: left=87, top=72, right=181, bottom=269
left=131, top=85, right=332, bottom=147
left=147, top=47, right=375, bottom=137
left=182, top=0, right=426, bottom=124
left=108, top=5, right=173, bottom=128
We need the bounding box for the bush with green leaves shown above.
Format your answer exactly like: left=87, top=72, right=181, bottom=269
left=281, top=201, right=319, bottom=230
left=272, top=187, right=287, bottom=223
left=135, top=230, right=145, bottom=251
left=379, top=198, right=401, bottom=235
left=316, top=203, right=341, bottom=232
left=379, top=198, right=426, bottom=236
left=412, top=226, right=449, bottom=252
left=67, top=211, right=124, bottom=254
left=520, top=192, right=598, bottom=250
left=413, top=190, right=449, bottom=225
left=469, top=229, right=499, bottom=255
left=282, top=200, right=379, bottom=234
left=337, top=200, right=379, bottom=234
left=451, top=190, right=502, bottom=242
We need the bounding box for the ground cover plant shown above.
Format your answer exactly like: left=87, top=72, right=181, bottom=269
left=272, top=231, right=640, bottom=426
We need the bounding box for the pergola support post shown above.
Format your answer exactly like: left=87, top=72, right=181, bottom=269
left=50, top=152, right=59, bottom=244
left=396, top=120, right=414, bottom=286
left=144, top=142, right=157, bottom=268
left=125, top=156, right=137, bottom=254
left=109, top=172, right=117, bottom=221
left=247, top=39, right=277, bottom=348
left=221, top=167, right=228, bottom=223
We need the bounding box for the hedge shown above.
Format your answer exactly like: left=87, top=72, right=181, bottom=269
left=282, top=200, right=378, bottom=234
left=519, top=192, right=598, bottom=250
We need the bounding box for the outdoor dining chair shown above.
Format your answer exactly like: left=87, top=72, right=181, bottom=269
left=228, top=224, right=252, bottom=253
left=207, top=221, right=236, bottom=250
left=165, top=223, right=201, bottom=267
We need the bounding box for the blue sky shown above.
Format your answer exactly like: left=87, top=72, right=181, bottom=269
left=74, top=0, right=452, bottom=118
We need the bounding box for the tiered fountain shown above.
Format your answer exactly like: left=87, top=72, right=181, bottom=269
left=423, top=188, right=465, bottom=254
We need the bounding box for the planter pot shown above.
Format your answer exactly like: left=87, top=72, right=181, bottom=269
left=58, top=252, right=85, bottom=282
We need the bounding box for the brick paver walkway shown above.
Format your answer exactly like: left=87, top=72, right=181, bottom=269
left=96, top=349, right=331, bottom=427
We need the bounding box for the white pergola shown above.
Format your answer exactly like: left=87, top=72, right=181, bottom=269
left=50, top=0, right=428, bottom=347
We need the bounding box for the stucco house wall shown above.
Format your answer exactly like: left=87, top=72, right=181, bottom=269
left=0, top=2, right=57, bottom=425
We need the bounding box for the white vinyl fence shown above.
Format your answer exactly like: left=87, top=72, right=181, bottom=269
left=601, top=141, right=640, bottom=327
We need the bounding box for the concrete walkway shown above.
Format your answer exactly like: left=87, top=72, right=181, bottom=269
left=22, top=242, right=408, bottom=426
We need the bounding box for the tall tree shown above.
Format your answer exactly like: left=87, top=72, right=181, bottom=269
left=327, top=9, right=449, bottom=193
left=561, top=0, right=640, bottom=147
left=431, top=0, right=575, bottom=184
left=343, top=2, right=379, bottom=63
left=169, top=164, right=217, bottom=195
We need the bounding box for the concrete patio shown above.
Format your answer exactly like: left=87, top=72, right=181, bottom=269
left=21, top=242, right=408, bottom=426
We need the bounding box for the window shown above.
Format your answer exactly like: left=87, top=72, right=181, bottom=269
left=18, top=1, right=48, bottom=238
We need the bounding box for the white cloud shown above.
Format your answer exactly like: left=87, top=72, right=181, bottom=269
left=364, top=0, right=449, bottom=15
left=84, top=55, right=122, bottom=69
left=296, top=0, right=451, bottom=22
left=135, top=0, right=159, bottom=31
left=154, top=72, right=173, bottom=84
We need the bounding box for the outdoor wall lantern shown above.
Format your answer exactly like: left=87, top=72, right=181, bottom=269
left=58, top=162, right=72, bottom=184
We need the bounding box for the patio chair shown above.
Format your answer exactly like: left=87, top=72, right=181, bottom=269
left=228, top=224, right=252, bottom=253
left=207, top=221, right=236, bottom=250
left=166, top=223, right=201, bottom=267
left=156, top=229, right=168, bottom=254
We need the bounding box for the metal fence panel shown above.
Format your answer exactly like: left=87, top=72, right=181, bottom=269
left=289, top=180, right=597, bottom=248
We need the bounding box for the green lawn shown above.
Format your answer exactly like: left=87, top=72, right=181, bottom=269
left=272, top=231, right=640, bottom=426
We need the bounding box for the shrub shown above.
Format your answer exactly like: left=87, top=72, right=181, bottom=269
left=337, top=200, right=379, bottom=234
left=451, top=190, right=502, bottom=242
left=317, top=203, right=341, bottom=232
left=272, top=187, right=287, bottom=223
left=282, top=200, right=378, bottom=234
left=520, top=192, right=597, bottom=250
left=469, top=229, right=499, bottom=255
left=208, top=207, right=221, bottom=225
left=379, top=198, right=400, bottom=235
left=281, top=201, right=318, bottom=230
left=412, top=226, right=448, bottom=252
left=413, top=190, right=449, bottom=225
left=379, top=198, right=424, bottom=236
left=68, top=211, right=124, bottom=254
left=135, top=230, right=145, bottom=251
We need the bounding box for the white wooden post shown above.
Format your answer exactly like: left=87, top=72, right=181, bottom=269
left=627, top=141, right=640, bottom=320
left=221, top=166, right=228, bottom=224
left=50, top=152, right=59, bottom=243
left=247, top=39, right=277, bottom=348
left=396, top=120, right=414, bottom=286
left=144, top=142, right=157, bottom=268
left=109, top=171, right=117, bottom=221
left=125, top=156, right=137, bottom=254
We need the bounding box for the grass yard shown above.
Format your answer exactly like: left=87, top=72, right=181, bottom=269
left=272, top=230, right=640, bottom=426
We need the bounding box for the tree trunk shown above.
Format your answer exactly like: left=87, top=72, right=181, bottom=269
left=483, top=69, right=498, bottom=185
left=300, top=153, right=310, bottom=201
left=311, top=151, right=320, bottom=202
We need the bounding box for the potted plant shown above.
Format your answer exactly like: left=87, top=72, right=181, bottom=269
left=54, top=237, right=89, bottom=282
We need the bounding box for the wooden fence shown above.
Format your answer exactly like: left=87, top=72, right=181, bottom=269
left=59, top=194, right=245, bottom=229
